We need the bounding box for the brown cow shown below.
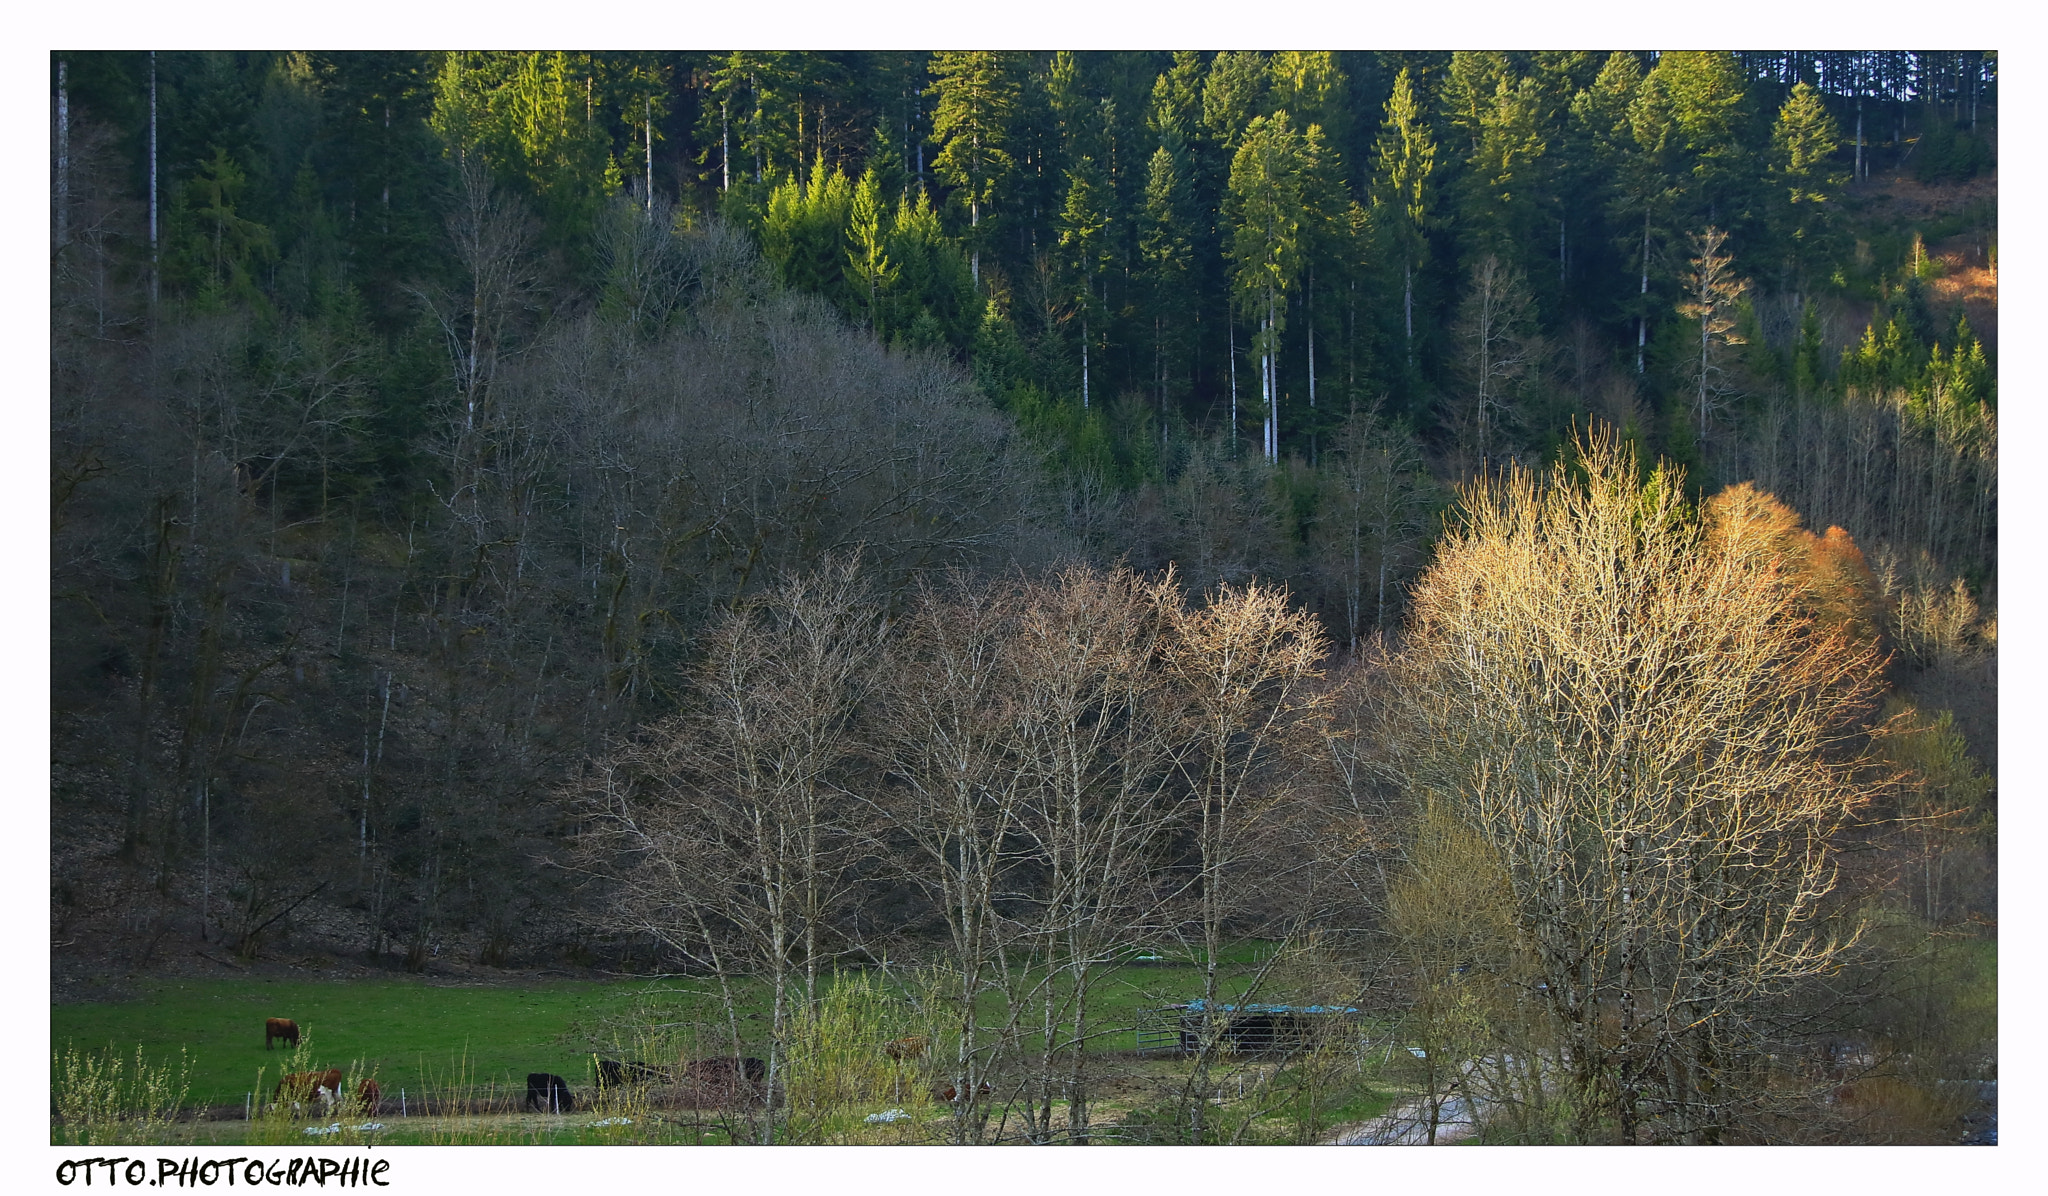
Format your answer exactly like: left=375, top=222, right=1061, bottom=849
left=932, top=1080, right=994, bottom=1103
left=355, top=1078, right=381, bottom=1116
left=882, top=1035, right=929, bottom=1061
left=265, top=1018, right=301, bottom=1050
left=277, top=1068, right=345, bottom=1109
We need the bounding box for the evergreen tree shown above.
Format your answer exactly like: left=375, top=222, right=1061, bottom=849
left=1367, top=69, right=1437, bottom=379
left=1226, top=112, right=1307, bottom=462
left=1138, top=144, right=1194, bottom=420
left=1767, top=82, right=1845, bottom=289
left=928, top=51, right=1021, bottom=288
left=1057, top=154, right=1112, bottom=408
left=845, top=164, right=897, bottom=332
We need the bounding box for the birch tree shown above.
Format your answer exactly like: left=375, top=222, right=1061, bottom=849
left=571, top=558, right=885, bottom=1143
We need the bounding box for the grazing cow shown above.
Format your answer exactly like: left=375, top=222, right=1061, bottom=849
left=526, top=1073, right=574, bottom=1113
left=882, top=1035, right=929, bottom=1061
left=277, top=1068, right=345, bottom=1108
left=594, top=1058, right=667, bottom=1089
left=933, top=1080, right=994, bottom=1103
left=265, top=1018, right=301, bottom=1050
left=355, top=1078, right=381, bottom=1115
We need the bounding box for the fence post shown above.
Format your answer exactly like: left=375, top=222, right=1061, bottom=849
left=400, top=1089, right=407, bottom=1117
left=245, top=1093, right=251, bottom=1121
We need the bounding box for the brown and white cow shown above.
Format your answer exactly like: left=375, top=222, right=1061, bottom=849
left=277, top=1068, right=345, bottom=1110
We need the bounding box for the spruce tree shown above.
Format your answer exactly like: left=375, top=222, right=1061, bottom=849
left=927, top=51, right=1020, bottom=288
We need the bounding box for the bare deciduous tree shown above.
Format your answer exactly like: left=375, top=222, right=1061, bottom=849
left=873, top=572, right=1031, bottom=1143
left=1004, top=564, right=1181, bottom=1144
left=1677, top=226, right=1749, bottom=444
left=1162, top=578, right=1330, bottom=1141
left=1444, top=254, right=1544, bottom=475
left=1379, top=431, right=1887, bottom=1143
left=570, top=557, right=884, bottom=1143
left=1313, top=405, right=1437, bottom=651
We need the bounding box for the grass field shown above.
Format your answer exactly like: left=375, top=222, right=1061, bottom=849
left=50, top=974, right=760, bottom=1107
left=49, top=956, right=1287, bottom=1110
left=52, top=946, right=1403, bottom=1145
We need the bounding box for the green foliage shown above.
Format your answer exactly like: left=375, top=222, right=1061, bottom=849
left=779, top=971, right=944, bottom=1144
left=927, top=51, right=1021, bottom=252
left=1913, top=121, right=1994, bottom=184
left=430, top=52, right=622, bottom=260
left=163, top=146, right=275, bottom=303
left=1769, top=83, right=1845, bottom=284
left=761, top=155, right=856, bottom=310
left=883, top=187, right=982, bottom=354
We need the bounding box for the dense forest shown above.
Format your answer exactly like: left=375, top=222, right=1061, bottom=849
left=51, top=50, right=1994, bottom=1144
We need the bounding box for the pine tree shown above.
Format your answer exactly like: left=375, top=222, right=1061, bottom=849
left=1058, top=155, right=1112, bottom=408
left=1768, top=82, right=1845, bottom=288
left=928, top=51, right=1020, bottom=288
left=1226, top=112, right=1306, bottom=462
left=845, top=164, right=897, bottom=332
left=1367, top=69, right=1436, bottom=375
left=1139, top=143, right=1194, bottom=422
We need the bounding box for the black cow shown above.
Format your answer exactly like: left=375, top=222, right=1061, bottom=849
left=525, top=1073, right=574, bottom=1113
left=594, top=1058, right=667, bottom=1089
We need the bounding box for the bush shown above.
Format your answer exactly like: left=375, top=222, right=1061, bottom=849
left=52, top=1043, right=191, bottom=1145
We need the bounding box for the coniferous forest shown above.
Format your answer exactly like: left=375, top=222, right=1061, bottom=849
left=51, top=51, right=1995, bottom=1146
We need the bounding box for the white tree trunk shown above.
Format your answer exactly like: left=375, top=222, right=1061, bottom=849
left=1636, top=210, right=1650, bottom=374
left=1855, top=100, right=1865, bottom=180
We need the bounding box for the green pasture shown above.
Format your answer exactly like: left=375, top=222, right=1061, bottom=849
left=50, top=952, right=1289, bottom=1110
left=51, top=975, right=752, bottom=1107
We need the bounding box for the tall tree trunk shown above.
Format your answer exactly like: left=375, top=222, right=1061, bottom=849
left=1228, top=319, right=1238, bottom=449
left=1856, top=99, right=1865, bottom=180
left=1403, top=260, right=1414, bottom=368
left=55, top=58, right=69, bottom=251
left=1636, top=209, right=1650, bottom=374
left=149, top=52, right=159, bottom=306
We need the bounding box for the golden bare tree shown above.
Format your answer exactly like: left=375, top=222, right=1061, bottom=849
left=1380, top=431, right=1887, bottom=1143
